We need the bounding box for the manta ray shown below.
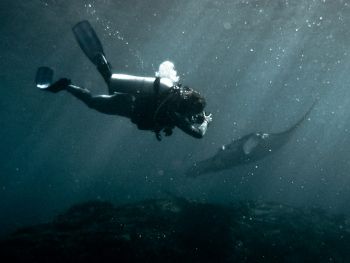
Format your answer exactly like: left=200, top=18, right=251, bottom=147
left=187, top=103, right=316, bottom=177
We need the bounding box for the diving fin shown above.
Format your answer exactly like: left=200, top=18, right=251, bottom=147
left=72, top=20, right=106, bottom=66
left=72, top=20, right=112, bottom=81
left=35, top=67, right=54, bottom=89
left=35, top=67, right=70, bottom=92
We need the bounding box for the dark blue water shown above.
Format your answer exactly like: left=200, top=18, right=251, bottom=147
left=1, top=0, right=350, bottom=238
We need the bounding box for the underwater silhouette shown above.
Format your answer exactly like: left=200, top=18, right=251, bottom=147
left=187, top=102, right=316, bottom=176
left=36, top=21, right=212, bottom=141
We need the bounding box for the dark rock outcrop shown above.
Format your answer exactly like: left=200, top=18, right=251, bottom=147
left=1, top=198, right=349, bottom=263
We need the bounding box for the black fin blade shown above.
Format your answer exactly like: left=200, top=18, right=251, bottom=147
left=35, top=67, right=54, bottom=89
left=72, top=20, right=105, bottom=65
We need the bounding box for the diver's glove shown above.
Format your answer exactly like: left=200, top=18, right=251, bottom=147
left=191, top=112, right=212, bottom=124
left=203, top=112, right=213, bottom=124
left=197, top=112, right=212, bottom=136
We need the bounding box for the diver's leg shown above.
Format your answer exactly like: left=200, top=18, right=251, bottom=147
left=95, top=53, right=112, bottom=85
left=37, top=69, right=133, bottom=117
left=66, top=85, right=133, bottom=117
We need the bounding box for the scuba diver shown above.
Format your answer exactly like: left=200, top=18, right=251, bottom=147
left=36, top=20, right=212, bottom=141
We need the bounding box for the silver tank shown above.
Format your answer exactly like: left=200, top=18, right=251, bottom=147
left=109, top=74, right=174, bottom=95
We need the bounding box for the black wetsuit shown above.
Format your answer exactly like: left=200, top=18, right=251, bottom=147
left=40, top=20, right=209, bottom=140
left=60, top=77, right=207, bottom=140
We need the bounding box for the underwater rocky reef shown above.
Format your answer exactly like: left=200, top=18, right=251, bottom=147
left=1, top=198, right=349, bottom=263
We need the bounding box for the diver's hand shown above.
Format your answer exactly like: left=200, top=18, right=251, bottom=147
left=198, top=112, right=212, bottom=136
left=203, top=113, right=213, bottom=124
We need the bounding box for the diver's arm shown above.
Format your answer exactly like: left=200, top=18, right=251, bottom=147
left=173, top=112, right=212, bottom=138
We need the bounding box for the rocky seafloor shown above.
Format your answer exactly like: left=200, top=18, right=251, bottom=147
left=1, top=198, right=350, bottom=263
